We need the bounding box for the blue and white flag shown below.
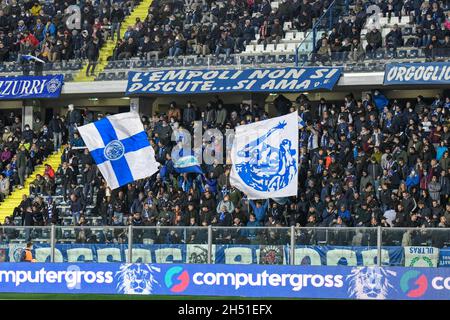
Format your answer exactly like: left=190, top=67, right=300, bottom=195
left=230, top=112, right=298, bottom=199
left=77, top=112, right=160, bottom=189
left=174, top=155, right=203, bottom=174
left=298, top=115, right=306, bottom=129
left=22, top=54, right=45, bottom=64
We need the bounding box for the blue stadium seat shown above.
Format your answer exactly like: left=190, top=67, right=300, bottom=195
left=134, top=60, right=146, bottom=68
left=287, top=55, right=296, bottom=63
left=115, top=61, right=126, bottom=69
left=215, top=56, right=225, bottom=65
left=106, top=72, right=117, bottom=81
left=117, top=71, right=126, bottom=80
left=241, top=56, right=255, bottom=64
left=385, top=49, right=395, bottom=59
left=256, top=55, right=265, bottom=64
left=156, top=59, right=164, bottom=67
left=164, top=59, right=174, bottom=67
left=95, top=73, right=106, bottom=81
left=194, top=57, right=205, bottom=66
left=105, top=61, right=116, bottom=69
left=374, top=50, right=385, bottom=60
left=266, top=55, right=275, bottom=63
left=277, top=55, right=287, bottom=63
left=0, top=64, right=5, bottom=72
left=185, top=58, right=194, bottom=66
left=174, top=59, right=183, bottom=67
left=408, top=49, right=419, bottom=58
left=225, top=56, right=235, bottom=65
left=146, top=60, right=155, bottom=68
left=5, top=64, right=16, bottom=72
left=64, top=73, right=73, bottom=82
left=43, top=63, right=52, bottom=71
left=398, top=50, right=407, bottom=59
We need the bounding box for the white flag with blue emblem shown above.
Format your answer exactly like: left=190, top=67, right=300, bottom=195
left=77, top=112, right=160, bottom=189
left=230, top=111, right=298, bottom=199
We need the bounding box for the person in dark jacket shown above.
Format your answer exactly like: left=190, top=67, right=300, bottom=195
left=85, top=37, right=100, bottom=76
left=49, top=114, right=63, bottom=151
left=82, top=163, right=97, bottom=205
left=16, top=146, right=27, bottom=189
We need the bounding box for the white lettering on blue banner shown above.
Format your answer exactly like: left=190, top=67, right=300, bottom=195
left=126, top=68, right=342, bottom=95
left=0, top=75, right=64, bottom=99
left=384, top=63, right=450, bottom=85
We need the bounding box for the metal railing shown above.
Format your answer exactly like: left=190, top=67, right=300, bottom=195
left=0, top=225, right=448, bottom=265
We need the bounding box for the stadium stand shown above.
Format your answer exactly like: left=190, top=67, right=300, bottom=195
left=1, top=0, right=448, bottom=81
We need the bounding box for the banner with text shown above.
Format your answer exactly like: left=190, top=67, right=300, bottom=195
left=0, top=263, right=448, bottom=299
left=0, top=75, right=64, bottom=99
left=4, top=243, right=407, bottom=266
left=384, top=63, right=450, bottom=85
left=126, top=67, right=342, bottom=95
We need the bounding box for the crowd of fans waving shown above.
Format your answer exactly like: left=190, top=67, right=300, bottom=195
left=1, top=90, right=448, bottom=246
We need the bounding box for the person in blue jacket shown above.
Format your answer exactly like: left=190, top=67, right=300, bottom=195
left=249, top=199, right=269, bottom=223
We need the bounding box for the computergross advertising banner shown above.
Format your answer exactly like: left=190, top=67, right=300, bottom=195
left=125, top=67, right=342, bottom=95
left=0, top=263, right=448, bottom=300
left=384, top=62, right=450, bottom=85
left=0, top=74, right=64, bottom=99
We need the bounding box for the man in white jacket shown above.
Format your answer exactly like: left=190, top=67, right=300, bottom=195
left=0, top=173, right=9, bottom=201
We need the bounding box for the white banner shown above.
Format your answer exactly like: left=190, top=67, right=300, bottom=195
left=230, top=112, right=298, bottom=199
left=404, top=246, right=440, bottom=267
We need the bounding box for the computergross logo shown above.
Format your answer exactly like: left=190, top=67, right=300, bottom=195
left=400, top=270, right=428, bottom=298
left=164, top=266, right=189, bottom=293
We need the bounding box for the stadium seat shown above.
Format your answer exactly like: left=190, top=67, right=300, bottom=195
left=215, top=56, right=225, bottom=65
left=408, top=49, right=419, bottom=58
left=374, top=50, right=385, bottom=60
left=106, top=72, right=117, bottom=81
left=185, top=57, right=194, bottom=66
left=134, top=60, right=146, bottom=68
left=266, top=55, right=276, bottom=63
left=174, top=58, right=184, bottom=67
left=194, top=57, right=205, bottom=66
left=241, top=55, right=255, bottom=64
left=64, top=73, right=74, bottom=82
left=155, top=59, right=164, bottom=67
left=146, top=60, right=156, bottom=68
left=105, top=61, right=115, bottom=69
left=164, top=59, right=174, bottom=67
left=224, top=56, right=235, bottom=65
left=95, top=73, right=106, bottom=81
left=5, top=64, right=16, bottom=72
left=397, top=50, right=407, bottom=59
left=115, top=61, right=126, bottom=69
left=256, top=55, right=265, bottom=64
left=287, top=55, right=296, bottom=63
left=277, top=55, right=287, bottom=63
left=385, top=49, right=395, bottom=59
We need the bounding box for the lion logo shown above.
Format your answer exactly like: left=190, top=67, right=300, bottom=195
left=116, top=264, right=161, bottom=295
left=346, top=267, right=397, bottom=300
left=104, top=140, right=125, bottom=161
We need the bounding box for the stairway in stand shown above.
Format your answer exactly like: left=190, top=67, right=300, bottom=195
left=73, top=0, right=153, bottom=82
left=0, top=149, right=64, bottom=223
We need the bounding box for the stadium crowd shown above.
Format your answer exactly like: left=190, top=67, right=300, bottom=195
left=0, top=0, right=447, bottom=75
left=0, top=90, right=448, bottom=246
